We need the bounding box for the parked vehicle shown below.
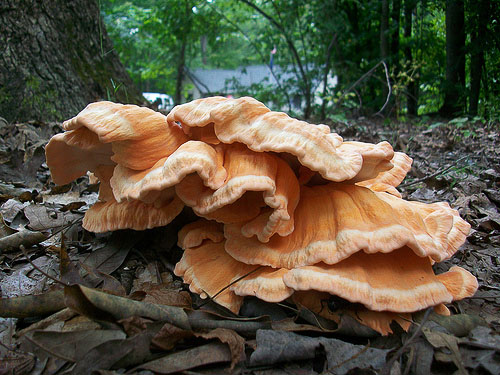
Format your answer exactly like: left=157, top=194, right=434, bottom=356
left=142, top=92, right=174, bottom=111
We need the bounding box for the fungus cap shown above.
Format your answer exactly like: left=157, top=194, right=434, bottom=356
left=45, top=127, right=114, bottom=185
left=168, top=96, right=386, bottom=182
left=175, top=238, right=292, bottom=313
left=283, top=247, right=453, bottom=312
left=110, top=140, right=227, bottom=203
left=63, top=101, right=188, bottom=170
left=224, top=183, right=470, bottom=269
left=175, top=143, right=300, bottom=242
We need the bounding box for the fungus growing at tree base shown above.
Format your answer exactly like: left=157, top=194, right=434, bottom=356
left=45, top=97, right=478, bottom=335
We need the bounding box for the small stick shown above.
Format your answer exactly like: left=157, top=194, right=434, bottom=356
left=399, top=156, right=469, bottom=188
left=19, top=245, right=68, bottom=287
left=374, top=61, right=392, bottom=117
left=197, top=266, right=263, bottom=309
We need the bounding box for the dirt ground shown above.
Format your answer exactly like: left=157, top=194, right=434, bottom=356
left=0, top=114, right=499, bottom=374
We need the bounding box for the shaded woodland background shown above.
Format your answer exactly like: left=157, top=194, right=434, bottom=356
left=100, top=0, right=499, bottom=121
left=0, top=0, right=499, bottom=123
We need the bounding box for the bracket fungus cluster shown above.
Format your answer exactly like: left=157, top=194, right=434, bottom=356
left=45, top=97, right=478, bottom=335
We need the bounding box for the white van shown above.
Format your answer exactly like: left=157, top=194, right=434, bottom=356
left=143, top=92, right=174, bottom=111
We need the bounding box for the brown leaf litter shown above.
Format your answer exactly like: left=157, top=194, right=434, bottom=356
left=0, top=115, right=499, bottom=374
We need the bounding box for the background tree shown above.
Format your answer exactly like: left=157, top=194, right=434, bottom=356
left=440, top=0, right=466, bottom=116
left=0, top=0, right=142, bottom=123
left=99, top=0, right=499, bottom=121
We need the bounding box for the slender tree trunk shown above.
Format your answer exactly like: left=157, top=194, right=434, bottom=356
left=469, top=0, right=489, bottom=116
left=175, top=39, right=187, bottom=105
left=380, top=0, right=390, bottom=60
left=391, top=0, right=401, bottom=71
left=240, top=0, right=311, bottom=118
left=0, top=0, right=142, bottom=123
left=441, top=0, right=466, bottom=116
left=174, top=0, right=192, bottom=105
left=404, top=0, right=418, bottom=116
left=321, top=34, right=337, bottom=120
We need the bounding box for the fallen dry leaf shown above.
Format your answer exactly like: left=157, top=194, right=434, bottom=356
left=195, top=327, right=245, bottom=369
left=250, top=329, right=390, bottom=375
left=137, top=342, right=232, bottom=374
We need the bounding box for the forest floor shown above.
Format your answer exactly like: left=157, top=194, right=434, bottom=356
left=0, top=114, right=499, bottom=374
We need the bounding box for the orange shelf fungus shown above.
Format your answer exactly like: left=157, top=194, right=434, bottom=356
left=45, top=97, right=478, bottom=335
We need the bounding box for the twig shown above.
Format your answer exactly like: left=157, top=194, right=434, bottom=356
left=19, top=245, right=68, bottom=287
left=399, top=156, right=469, bottom=188
left=328, top=343, right=371, bottom=373
left=197, top=266, right=263, bottom=309
left=334, top=60, right=385, bottom=109
left=374, top=61, right=392, bottom=117
left=380, top=307, right=432, bottom=375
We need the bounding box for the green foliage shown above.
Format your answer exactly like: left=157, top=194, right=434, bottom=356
left=100, top=0, right=498, bottom=121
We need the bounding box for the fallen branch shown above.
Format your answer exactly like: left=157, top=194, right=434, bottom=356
left=0, top=230, right=46, bottom=253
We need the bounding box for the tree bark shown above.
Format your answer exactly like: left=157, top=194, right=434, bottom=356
left=173, top=0, right=192, bottom=106
left=0, top=0, right=142, bottom=123
left=391, top=0, right=401, bottom=71
left=441, top=0, right=466, bottom=116
left=468, top=0, right=489, bottom=116
left=380, top=0, right=390, bottom=60
left=404, top=0, right=418, bottom=116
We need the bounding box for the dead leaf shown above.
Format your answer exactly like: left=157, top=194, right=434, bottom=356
left=118, top=316, right=153, bottom=337
left=405, top=338, right=434, bottom=375
left=196, top=328, right=245, bottom=369
left=71, top=338, right=133, bottom=375
left=0, top=353, right=35, bottom=375
left=28, top=329, right=126, bottom=362
left=428, top=312, right=486, bottom=337
left=137, top=342, right=231, bottom=374
left=23, top=204, right=81, bottom=231
left=64, top=284, right=191, bottom=329
left=139, top=283, right=191, bottom=308
left=422, top=325, right=468, bottom=375
left=83, top=230, right=141, bottom=274
left=1, top=256, right=57, bottom=298
left=250, top=330, right=390, bottom=375
left=1, top=200, right=28, bottom=223
left=151, top=322, right=193, bottom=351
left=60, top=239, right=87, bottom=286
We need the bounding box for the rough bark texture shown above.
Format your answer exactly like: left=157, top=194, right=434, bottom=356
left=441, top=0, right=466, bottom=116
left=468, top=0, right=488, bottom=116
left=391, top=0, right=401, bottom=71
left=404, top=0, right=418, bottom=116
left=380, top=0, right=389, bottom=60
left=0, top=0, right=143, bottom=123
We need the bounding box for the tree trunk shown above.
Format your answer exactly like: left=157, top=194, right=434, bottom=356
left=391, top=0, right=401, bottom=71
left=0, top=0, right=142, bottom=123
left=175, top=39, right=187, bottom=106
left=404, top=0, right=418, bottom=116
left=441, top=0, right=466, bottom=116
left=173, top=0, right=193, bottom=106
left=380, top=0, right=390, bottom=60
left=469, top=0, right=488, bottom=116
